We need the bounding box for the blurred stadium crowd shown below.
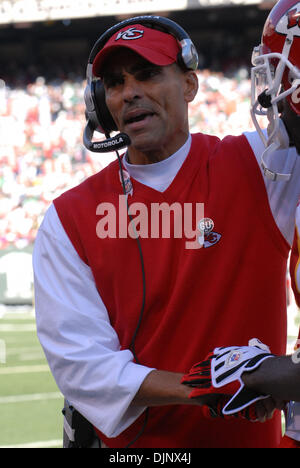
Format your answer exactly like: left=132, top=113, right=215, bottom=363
left=0, top=66, right=256, bottom=250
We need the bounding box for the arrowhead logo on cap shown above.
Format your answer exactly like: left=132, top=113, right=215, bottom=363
left=115, top=27, right=144, bottom=41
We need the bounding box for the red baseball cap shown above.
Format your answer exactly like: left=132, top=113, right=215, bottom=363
left=92, top=24, right=181, bottom=77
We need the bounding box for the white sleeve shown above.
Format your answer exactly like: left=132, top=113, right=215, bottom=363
left=244, top=131, right=300, bottom=246
left=33, top=203, right=154, bottom=438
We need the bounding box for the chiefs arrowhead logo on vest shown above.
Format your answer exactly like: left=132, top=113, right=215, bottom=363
left=197, top=217, right=222, bottom=248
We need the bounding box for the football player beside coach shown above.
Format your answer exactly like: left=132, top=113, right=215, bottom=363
left=185, top=206, right=300, bottom=448
left=34, top=2, right=300, bottom=449
left=239, top=207, right=300, bottom=410
left=244, top=208, right=300, bottom=448
left=181, top=0, right=300, bottom=447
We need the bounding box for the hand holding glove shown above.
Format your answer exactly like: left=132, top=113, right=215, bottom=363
left=200, top=394, right=259, bottom=422
left=181, top=338, right=274, bottom=416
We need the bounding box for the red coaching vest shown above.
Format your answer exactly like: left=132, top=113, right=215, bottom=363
left=54, top=133, right=289, bottom=448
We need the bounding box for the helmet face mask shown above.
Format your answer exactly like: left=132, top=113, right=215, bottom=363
left=250, top=0, right=300, bottom=180
left=251, top=40, right=299, bottom=145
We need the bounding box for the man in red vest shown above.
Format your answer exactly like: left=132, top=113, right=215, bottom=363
left=34, top=3, right=300, bottom=448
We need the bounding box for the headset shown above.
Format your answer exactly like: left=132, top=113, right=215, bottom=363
left=83, top=15, right=198, bottom=153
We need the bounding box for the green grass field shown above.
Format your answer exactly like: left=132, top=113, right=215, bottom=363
left=0, top=306, right=63, bottom=448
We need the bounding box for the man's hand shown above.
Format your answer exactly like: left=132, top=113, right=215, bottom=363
left=181, top=338, right=274, bottom=416
left=197, top=393, right=279, bottom=423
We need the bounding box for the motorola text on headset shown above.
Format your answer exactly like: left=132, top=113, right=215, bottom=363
left=83, top=15, right=199, bottom=154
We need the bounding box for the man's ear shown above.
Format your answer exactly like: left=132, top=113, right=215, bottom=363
left=183, top=71, right=199, bottom=103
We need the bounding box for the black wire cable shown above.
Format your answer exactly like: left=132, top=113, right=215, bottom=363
left=116, top=150, right=149, bottom=448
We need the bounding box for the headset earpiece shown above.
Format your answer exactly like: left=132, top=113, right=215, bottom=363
left=91, top=80, right=117, bottom=135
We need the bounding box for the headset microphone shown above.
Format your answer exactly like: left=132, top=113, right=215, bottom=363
left=83, top=68, right=131, bottom=153
left=83, top=119, right=131, bottom=153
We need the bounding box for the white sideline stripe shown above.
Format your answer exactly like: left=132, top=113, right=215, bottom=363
left=0, top=439, right=62, bottom=448
left=0, top=364, right=50, bottom=374
left=0, top=392, right=62, bottom=404
left=7, top=346, right=42, bottom=355
left=0, top=324, right=36, bottom=332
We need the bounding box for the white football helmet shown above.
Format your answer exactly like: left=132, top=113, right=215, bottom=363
left=251, top=0, right=300, bottom=181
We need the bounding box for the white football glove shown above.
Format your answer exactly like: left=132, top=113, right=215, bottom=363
left=181, top=338, right=274, bottom=417
left=212, top=338, right=274, bottom=415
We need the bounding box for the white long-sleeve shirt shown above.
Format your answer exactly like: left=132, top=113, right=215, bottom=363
left=34, top=131, right=300, bottom=438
